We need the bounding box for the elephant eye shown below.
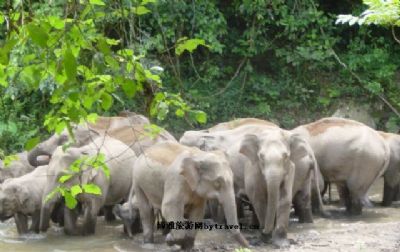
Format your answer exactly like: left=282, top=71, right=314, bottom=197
left=282, top=153, right=289, bottom=160
left=214, top=180, right=221, bottom=190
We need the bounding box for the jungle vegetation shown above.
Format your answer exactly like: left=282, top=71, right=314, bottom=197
left=0, top=0, right=400, bottom=156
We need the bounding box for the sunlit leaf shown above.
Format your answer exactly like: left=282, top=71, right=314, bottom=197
left=82, top=183, right=102, bottom=195
left=24, top=137, right=40, bottom=151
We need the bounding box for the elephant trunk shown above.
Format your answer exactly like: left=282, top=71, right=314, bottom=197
left=28, top=146, right=50, bottom=167
left=264, top=171, right=281, bottom=236
left=40, top=187, right=58, bottom=232
left=220, top=188, right=249, bottom=248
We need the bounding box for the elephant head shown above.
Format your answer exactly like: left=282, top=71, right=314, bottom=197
left=179, top=151, right=249, bottom=247
left=0, top=183, right=33, bottom=221
left=28, top=125, right=98, bottom=167
left=239, top=129, right=308, bottom=238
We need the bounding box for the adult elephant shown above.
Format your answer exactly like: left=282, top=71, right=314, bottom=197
left=239, top=127, right=316, bottom=247
left=292, top=117, right=390, bottom=215
left=28, top=115, right=176, bottom=167
left=132, top=141, right=249, bottom=250
left=40, top=137, right=137, bottom=235
left=379, top=132, right=400, bottom=206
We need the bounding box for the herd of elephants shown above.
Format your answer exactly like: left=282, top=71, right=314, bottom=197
left=0, top=111, right=399, bottom=251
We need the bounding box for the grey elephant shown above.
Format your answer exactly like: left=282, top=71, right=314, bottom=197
left=293, top=117, right=390, bottom=215
left=239, top=128, right=314, bottom=247
left=132, top=141, right=249, bottom=250
left=28, top=116, right=176, bottom=167
left=0, top=165, right=48, bottom=234
left=40, top=136, right=137, bottom=235
left=378, top=132, right=400, bottom=206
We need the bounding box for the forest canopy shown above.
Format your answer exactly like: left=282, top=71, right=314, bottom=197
left=0, top=0, right=399, bottom=155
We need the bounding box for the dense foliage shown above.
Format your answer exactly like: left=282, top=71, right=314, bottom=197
left=1, top=0, right=400, bottom=155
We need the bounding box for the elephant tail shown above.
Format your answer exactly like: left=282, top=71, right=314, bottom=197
left=309, top=148, right=329, bottom=218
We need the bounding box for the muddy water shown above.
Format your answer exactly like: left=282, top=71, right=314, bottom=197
left=1, top=178, right=400, bottom=251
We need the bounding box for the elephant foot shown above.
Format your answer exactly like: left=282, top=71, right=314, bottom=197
left=260, top=232, right=272, bottom=243
left=165, top=233, right=194, bottom=250
left=298, top=209, right=313, bottom=224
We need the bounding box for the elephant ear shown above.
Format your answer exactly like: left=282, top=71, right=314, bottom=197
left=289, top=133, right=309, bottom=161
left=239, top=134, right=259, bottom=164
left=180, top=155, right=200, bottom=191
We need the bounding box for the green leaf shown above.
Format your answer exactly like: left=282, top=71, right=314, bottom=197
left=133, top=6, right=151, bottom=15
left=175, top=109, right=185, bottom=117
left=45, top=188, right=60, bottom=203
left=101, top=92, right=113, bottom=110
left=64, top=191, right=78, bottom=209
left=89, top=0, right=105, bottom=6
left=82, top=183, right=102, bottom=195
left=48, top=16, right=65, bottom=29
left=70, top=185, right=83, bottom=197
left=194, top=111, right=207, bottom=124
left=175, top=38, right=209, bottom=55
left=4, top=155, right=19, bottom=168
left=27, top=24, right=49, bottom=48
left=64, top=48, right=77, bottom=81
left=24, top=137, right=40, bottom=151
left=59, top=174, right=73, bottom=183
left=121, top=79, right=137, bottom=97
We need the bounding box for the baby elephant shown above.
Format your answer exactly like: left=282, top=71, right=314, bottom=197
left=0, top=165, right=48, bottom=234
left=132, top=141, right=249, bottom=250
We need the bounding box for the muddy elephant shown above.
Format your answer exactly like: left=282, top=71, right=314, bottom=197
left=378, top=132, right=400, bottom=206
left=27, top=115, right=176, bottom=167
left=132, top=141, right=249, bottom=250
left=40, top=136, right=137, bottom=235
left=0, top=165, right=49, bottom=234
left=239, top=128, right=316, bottom=247
left=293, top=117, right=390, bottom=215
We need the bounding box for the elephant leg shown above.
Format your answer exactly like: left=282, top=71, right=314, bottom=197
left=14, top=213, right=29, bottom=234
left=180, top=200, right=206, bottom=250
left=136, top=188, right=154, bottom=243
left=103, top=205, right=116, bottom=222
left=236, top=197, right=244, bottom=219
left=82, top=200, right=102, bottom=235
left=30, top=210, right=41, bottom=233
left=294, top=182, right=313, bottom=223
left=293, top=192, right=313, bottom=223
left=336, top=183, right=351, bottom=210
left=383, top=180, right=396, bottom=206
left=64, top=206, right=81, bottom=236
left=51, top=201, right=65, bottom=227
left=393, top=184, right=400, bottom=201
